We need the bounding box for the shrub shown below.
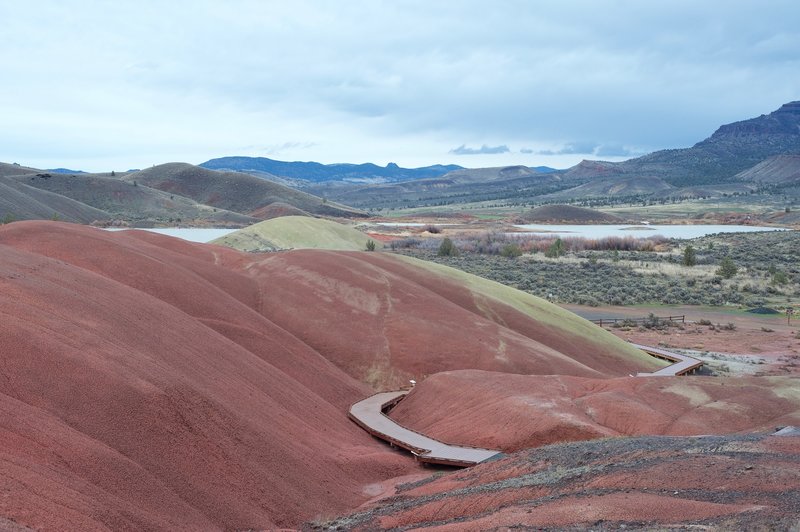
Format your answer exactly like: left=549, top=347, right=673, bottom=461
left=365, top=239, right=376, bottom=251
left=544, top=238, right=565, bottom=258
left=716, top=256, right=738, bottom=279
left=500, top=243, right=523, bottom=259
left=438, top=237, right=458, bottom=257
left=423, top=224, right=442, bottom=234
left=683, top=245, right=696, bottom=266
left=772, top=271, right=789, bottom=285
left=389, top=238, right=422, bottom=250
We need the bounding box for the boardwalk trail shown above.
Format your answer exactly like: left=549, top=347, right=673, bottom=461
left=633, top=343, right=703, bottom=376
left=349, top=391, right=502, bottom=466
left=349, top=344, right=702, bottom=467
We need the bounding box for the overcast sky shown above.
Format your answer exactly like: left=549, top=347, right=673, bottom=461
left=2, top=0, right=799, bottom=172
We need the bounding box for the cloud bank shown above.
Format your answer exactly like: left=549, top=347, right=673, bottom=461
left=450, top=144, right=511, bottom=155
left=0, top=0, right=798, bottom=170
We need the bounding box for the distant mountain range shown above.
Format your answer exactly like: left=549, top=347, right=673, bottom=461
left=304, top=101, right=800, bottom=208
left=4, top=102, right=799, bottom=220
left=200, top=156, right=464, bottom=184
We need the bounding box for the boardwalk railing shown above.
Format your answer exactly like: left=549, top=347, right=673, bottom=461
left=590, top=315, right=685, bottom=327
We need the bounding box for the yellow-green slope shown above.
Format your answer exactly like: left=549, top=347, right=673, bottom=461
left=212, top=216, right=383, bottom=252
left=391, top=253, right=665, bottom=370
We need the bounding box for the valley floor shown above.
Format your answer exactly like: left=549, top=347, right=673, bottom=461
left=564, top=303, right=800, bottom=377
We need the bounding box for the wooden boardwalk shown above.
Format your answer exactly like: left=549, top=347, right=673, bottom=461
left=633, top=343, right=703, bottom=376
left=348, top=391, right=501, bottom=467
left=349, top=343, right=702, bottom=467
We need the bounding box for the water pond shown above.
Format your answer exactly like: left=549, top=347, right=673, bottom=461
left=105, top=227, right=238, bottom=243
left=511, top=224, right=789, bottom=240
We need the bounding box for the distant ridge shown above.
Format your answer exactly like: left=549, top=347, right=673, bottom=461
left=200, top=156, right=463, bottom=183
left=570, top=101, right=800, bottom=186
left=48, top=168, right=87, bottom=174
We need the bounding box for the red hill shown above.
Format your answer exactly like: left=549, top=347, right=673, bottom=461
left=0, top=221, right=667, bottom=529
left=389, top=370, right=800, bottom=451
left=0, top=222, right=415, bottom=529
left=245, top=250, right=660, bottom=388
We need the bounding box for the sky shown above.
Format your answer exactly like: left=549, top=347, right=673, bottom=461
left=1, top=0, right=799, bottom=172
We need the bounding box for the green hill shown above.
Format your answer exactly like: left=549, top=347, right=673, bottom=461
left=212, top=216, right=382, bottom=252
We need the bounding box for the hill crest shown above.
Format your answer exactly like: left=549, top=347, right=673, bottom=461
left=124, top=162, right=366, bottom=218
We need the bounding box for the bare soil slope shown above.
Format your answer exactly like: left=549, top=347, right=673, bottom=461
left=248, top=251, right=663, bottom=388
left=12, top=172, right=255, bottom=225
left=390, top=371, right=800, bottom=451
left=0, top=222, right=417, bottom=530
left=124, top=162, right=365, bottom=218
left=0, top=175, right=110, bottom=223
left=736, top=153, right=800, bottom=184
left=322, top=431, right=800, bottom=530
left=0, top=162, right=39, bottom=177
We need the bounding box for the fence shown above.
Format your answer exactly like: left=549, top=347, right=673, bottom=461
left=589, top=315, right=685, bottom=327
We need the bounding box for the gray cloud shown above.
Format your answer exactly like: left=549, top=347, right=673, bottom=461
left=1, top=1, right=799, bottom=170
left=558, top=141, right=600, bottom=155
left=533, top=141, right=599, bottom=156
left=520, top=148, right=534, bottom=154
left=450, top=144, right=511, bottom=155
left=595, top=143, right=634, bottom=157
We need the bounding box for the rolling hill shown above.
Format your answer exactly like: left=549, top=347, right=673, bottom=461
left=123, top=162, right=366, bottom=218
left=391, top=371, right=800, bottom=451
left=0, top=175, right=110, bottom=223
left=0, top=162, right=40, bottom=177
left=2, top=221, right=797, bottom=530
left=11, top=171, right=255, bottom=225
left=518, top=204, right=624, bottom=223
left=212, top=216, right=382, bottom=252
left=735, top=153, right=800, bottom=184
left=0, top=220, right=669, bottom=528
left=0, top=221, right=415, bottom=529
left=541, top=175, right=674, bottom=200
left=302, top=165, right=565, bottom=208
left=246, top=250, right=663, bottom=388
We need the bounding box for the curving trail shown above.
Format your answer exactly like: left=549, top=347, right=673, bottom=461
left=348, top=391, right=502, bottom=466
left=349, top=343, right=703, bottom=467
left=633, top=343, right=703, bottom=376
